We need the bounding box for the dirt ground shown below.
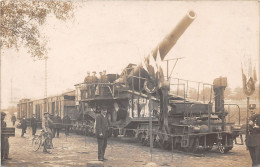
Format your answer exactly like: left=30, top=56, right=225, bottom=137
left=1, top=112, right=253, bottom=167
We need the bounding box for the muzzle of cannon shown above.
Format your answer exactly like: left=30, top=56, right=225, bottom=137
left=116, top=10, right=196, bottom=92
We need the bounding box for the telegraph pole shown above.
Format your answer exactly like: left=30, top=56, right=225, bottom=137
left=44, top=57, right=48, bottom=98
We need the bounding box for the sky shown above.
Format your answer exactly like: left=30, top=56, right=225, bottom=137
left=1, top=1, right=259, bottom=108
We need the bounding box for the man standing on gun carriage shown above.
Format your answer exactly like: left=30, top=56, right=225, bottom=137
left=1, top=112, right=10, bottom=161
left=31, top=114, right=37, bottom=136
left=247, top=104, right=260, bottom=167
left=84, top=71, right=92, bottom=98
left=95, top=107, right=109, bottom=161
left=91, top=71, right=98, bottom=97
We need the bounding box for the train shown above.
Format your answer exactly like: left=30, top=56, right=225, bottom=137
left=17, top=10, right=242, bottom=153
left=17, top=90, right=77, bottom=128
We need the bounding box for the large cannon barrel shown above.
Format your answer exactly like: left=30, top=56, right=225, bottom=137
left=151, top=10, right=196, bottom=61
left=117, top=11, right=196, bottom=91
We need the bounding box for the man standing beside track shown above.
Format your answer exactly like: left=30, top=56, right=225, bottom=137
left=95, top=108, right=109, bottom=161
left=63, top=114, right=71, bottom=136
left=31, top=114, right=37, bottom=136
left=247, top=104, right=260, bottom=167
left=21, top=116, right=27, bottom=137
left=43, top=112, right=54, bottom=151
left=53, top=113, right=62, bottom=138
left=1, top=112, right=10, bottom=161
left=11, top=114, right=16, bottom=126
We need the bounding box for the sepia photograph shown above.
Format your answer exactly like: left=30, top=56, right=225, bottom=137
left=1, top=0, right=259, bottom=167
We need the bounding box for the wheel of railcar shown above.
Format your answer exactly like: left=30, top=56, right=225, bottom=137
left=144, top=135, right=149, bottom=146
left=141, top=137, right=146, bottom=146
left=137, top=132, right=143, bottom=142
left=153, top=135, right=160, bottom=148
left=218, top=143, right=225, bottom=154
left=113, top=129, right=119, bottom=137
left=192, top=137, right=200, bottom=153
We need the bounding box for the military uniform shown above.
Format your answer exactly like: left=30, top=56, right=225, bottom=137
left=247, top=113, right=260, bottom=167
left=44, top=113, right=54, bottom=151
left=11, top=115, right=16, bottom=126
left=21, top=117, right=27, bottom=137
left=63, top=115, right=71, bottom=136
left=31, top=116, right=37, bottom=136
left=53, top=115, right=62, bottom=138
left=1, top=112, right=9, bottom=160
left=91, top=72, right=98, bottom=97
left=95, top=112, right=109, bottom=161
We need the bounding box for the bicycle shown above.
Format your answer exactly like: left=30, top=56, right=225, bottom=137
left=32, top=129, right=53, bottom=153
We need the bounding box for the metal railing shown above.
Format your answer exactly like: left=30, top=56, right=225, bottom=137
left=169, top=77, right=214, bottom=104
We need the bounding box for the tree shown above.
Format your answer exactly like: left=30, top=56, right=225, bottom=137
left=1, top=0, right=74, bottom=59
left=232, top=87, right=245, bottom=100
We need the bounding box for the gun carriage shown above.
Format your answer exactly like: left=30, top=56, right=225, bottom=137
left=75, top=10, right=241, bottom=153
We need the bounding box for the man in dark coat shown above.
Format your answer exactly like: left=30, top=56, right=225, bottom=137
left=247, top=105, right=260, bottom=167
left=95, top=108, right=109, bottom=161
left=84, top=71, right=92, bottom=98
left=1, top=112, right=10, bottom=161
left=20, top=116, right=27, bottom=137
left=53, top=113, right=62, bottom=138
left=31, top=114, right=37, bottom=136
left=63, top=114, right=71, bottom=136
left=11, top=114, right=16, bottom=126
left=43, top=112, right=54, bottom=152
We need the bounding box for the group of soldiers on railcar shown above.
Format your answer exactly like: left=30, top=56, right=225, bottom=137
left=82, top=70, right=109, bottom=98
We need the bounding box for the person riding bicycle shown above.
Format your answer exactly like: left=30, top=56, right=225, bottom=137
left=43, top=112, right=54, bottom=152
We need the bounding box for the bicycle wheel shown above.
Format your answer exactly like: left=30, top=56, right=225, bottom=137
left=32, top=136, right=41, bottom=152
left=44, top=137, right=53, bottom=154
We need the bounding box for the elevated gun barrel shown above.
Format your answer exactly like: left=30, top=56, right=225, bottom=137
left=152, top=10, right=196, bottom=61
left=117, top=11, right=196, bottom=91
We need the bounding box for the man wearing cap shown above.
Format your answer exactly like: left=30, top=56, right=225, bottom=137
left=20, top=116, right=27, bottom=137
left=84, top=71, right=92, bottom=98
left=95, top=108, right=109, bottom=161
left=11, top=114, right=16, bottom=126
left=247, top=104, right=260, bottom=167
left=53, top=113, right=62, bottom=138
left=102, top=70, right=109, bottom=95
left=91, top=71, right=98, bottom=97
left=1, top=112, right=10, bottom=161
left=98, top=72, right=104, bottom=96
left=63, top=114, right=71, bottom=136
left=31, top=114, right=37, bottom=136
left=44, top=112, right=54, bottom=151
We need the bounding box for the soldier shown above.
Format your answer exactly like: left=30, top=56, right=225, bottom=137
left=43, top=112, right=54, bottom=152
left=91, top=71, right=98, bottom=97
left=99, top=71, right=104, bottom=96
left=53, top=113, right=62, bottom=138
left=31, top=114, right=37, bottom=136
left=49, top=113, right=54, bottom=135
left=247, top=104, right=260, bottom=167
left=20, top=116, right=27, bottom=137
left=84, top=71, right=92, bottom=98
left=1, top=112, right=10, bottom=161
left=63, top=114, right=71, bottom=136
left=11, top=114, right=16, bottom=126
left=95, top=108, right=109, bottom=161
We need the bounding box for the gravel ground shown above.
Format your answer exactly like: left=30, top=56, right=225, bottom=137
left=2, top=112, right=252, bottom=167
